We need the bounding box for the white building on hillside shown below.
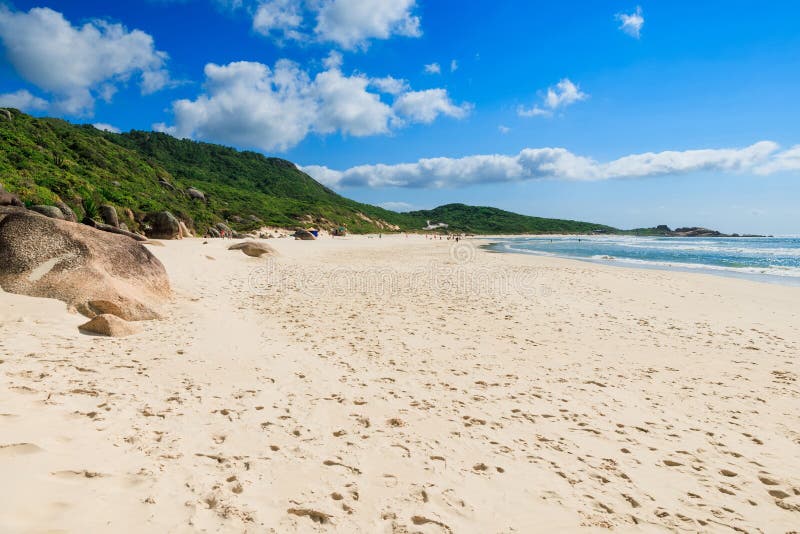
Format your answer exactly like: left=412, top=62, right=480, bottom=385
left=424, top=220, right=449, bottom=230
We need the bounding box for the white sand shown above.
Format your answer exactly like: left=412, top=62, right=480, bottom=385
left=1, top=235, right=799, bottom=532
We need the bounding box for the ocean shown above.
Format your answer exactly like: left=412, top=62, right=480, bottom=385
left=484, top=235, right=800, bottom=285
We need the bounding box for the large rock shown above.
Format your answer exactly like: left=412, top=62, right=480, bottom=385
left=100, top=205, right=119, bottom=227
left=79, top=314, right=139, bottom=337
left=186, top=187, right=206, bottom=201
left=0, top=192, right=23, bottom=207
left=0, top=212, right=169, bottom=320
left=55, top=202, right=77, bottom=222
left=228, top=241, right=274, bottom=257
left=0, top=205, right=35, bottom=223
left=215, top=222, right=232, bottom=236
left=144, top=211, right=180, bottom=239
left=29, top=205, right=65, bottom=220
left=178, top=221, right=194, bottom=238
left=207, top=227, right=220, bottom=238
left=294, top=229, right=316, bottom=240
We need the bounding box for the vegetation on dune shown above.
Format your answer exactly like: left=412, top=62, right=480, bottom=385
left=1, top=109, right=620, bottom=235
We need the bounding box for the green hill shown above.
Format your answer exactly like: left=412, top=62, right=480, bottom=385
left=403, top=204, right=615, bottom=234
left=0, top=108, right=617, bottom=235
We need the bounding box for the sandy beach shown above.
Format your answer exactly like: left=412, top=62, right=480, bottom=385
left=2, top=234, right=799, bottom=532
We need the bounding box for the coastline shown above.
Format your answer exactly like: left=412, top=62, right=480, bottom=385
left=478, top=235, right=800, bottom=287
left=2, top=234, right=799, bottom=532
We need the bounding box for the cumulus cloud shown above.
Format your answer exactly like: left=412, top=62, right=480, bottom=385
left=617, top=6, right=644, bottom=38
left=0, top=6, right=171, bottom=116
left=392, top=89, right=472, bottom=124
left=158, top=57, right=470, bottom=151
left=753, top=145, right=800, bottom=175
left=92, top=122, right=121, bottom=133
left=0, top=89, right=48, bottom=111
left=424, top=62, right=441, bottom=74
left=370, top=76, right=409, bottom=95
left=450, top=59, right=458, bottom=72
left=312, top=67, right=393, bottom=136
left=498, top=125, right=510, bottom=134
left=250, top=0, right=421, bottom=49
left=252, top=0, right=304, bottom=41
left=518, top=78, right=588, bottom=118
left=315, top=0, right=421, bottom=49
left=299, top=164, right=345, bottom=187
left=301, top=141, right=783, bottom=188
left=158, top=61, right=319, bottom=151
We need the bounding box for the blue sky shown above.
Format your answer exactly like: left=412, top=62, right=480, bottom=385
left=1, top=1, right=799, bottom=234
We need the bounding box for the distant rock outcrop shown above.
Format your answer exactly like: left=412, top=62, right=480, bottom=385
left=144, top=211, right=180, bottom=239
left=0, top=212, right=170, bottom=320
left=672, top=227, right=723, bottom=237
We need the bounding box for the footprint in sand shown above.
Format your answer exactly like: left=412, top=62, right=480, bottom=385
left=0, top=442, right=42, bottom=456
left=52, top=470, right=107, bottom=479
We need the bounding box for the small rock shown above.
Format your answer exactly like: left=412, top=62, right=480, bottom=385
left=79, top=314, right=139, bottom=337
left=29, top=205, right=65, bottom=220
left=55, top=202, right=77, bottom=222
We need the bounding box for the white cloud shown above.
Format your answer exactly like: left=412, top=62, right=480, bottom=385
left=379, top=201, right=414, bottom=211
left=392, top=89, right=472, bottom=124
left=424, top=62, right=441, bottom=74
left=517, top=106, right=553, bottom=118
left=299, top=164, right=344, bottom=187
left=313, top=67, right=393, bottom=136
left=498, top=125, right=510, bottom=134
left=450, top=59, right=458, bottom=72
left=617, top=6, right=644, bottom=38
left=92, top=122, right=121, bottom=133
left=0, top=89, right=48, bottom=111
left=370, top=76, right=409, bottom=95
left=252, top=0, right=304, bottom=41
left=518, top=78, right=588, bottom=118
left=301, top=141, right=783, bottom=189
left=249, top=0, right=422, bottom=49
left=158, top=57, right=469, bottom=151
left=161, top=61, right=318, bottom=151
left=753, top=145, right=800, bottom=175
left=0, top=6, right=171, bottom=116
left=315, top=0, right=421, bottom=49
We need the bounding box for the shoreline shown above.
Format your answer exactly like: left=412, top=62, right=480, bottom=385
left=478, top=235, right=800, bottom=287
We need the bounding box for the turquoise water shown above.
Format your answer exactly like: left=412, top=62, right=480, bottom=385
left=485, top=235, right=800, bottom=285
